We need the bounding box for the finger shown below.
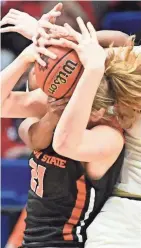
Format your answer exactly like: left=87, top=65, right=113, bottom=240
left=6, top=13, right=18, bottom=19
left=54, top=105, right=66, bottom=112
left=38, top=27, right=49, bottom=40
left=76, top=17, right=89, bottom=39
left=32, top=35, right=38, bottom=45
left=59, top=38, right=78, bottom=50
left=35, top=53, right=46, bottom=67
left=53, top=2, right=63, bottom=12
left=48, top=27, right=69, bottom=38
left=33, top=28, right=49, bottom=46
left=51, top=26, right=69, bottom=36
left=64, top=23, right=81, bottom=42
left=36, top=46, right=57, bottom=59
left=48, top=11, right=61, bottom=19
left=0, top=17, right=17, bottom=26
left=41, top=37, right=77, bottom=50
left=87, top=22, right=97, bottom=42
left=49, top=16, right=56, bottom=25
left=39, top=21, right=67, bottom=35
left=39, top=20, right=54, bottom=29
left=0, top=18, right=7, bottom=27
left=52, top=106, right=66, bottom=114
left=47, top=11, right=61, bottom=25
left=33, top=32, right=41, bottom=45
left=53, top=98, right=69, bottom=106
left=37, top=37, right=47, bottom=47
left=48, top=32, right=64, bottom=39
left=48, top=97, right=56, bottom=103
left=9, top=8, right=22, bottom=15
left=0, top=26, right=17, bottom=33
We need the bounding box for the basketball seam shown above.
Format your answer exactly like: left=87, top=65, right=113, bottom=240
left=58, top=65, right=84, bottom=99
left=43, top=49, right=73, bottom=91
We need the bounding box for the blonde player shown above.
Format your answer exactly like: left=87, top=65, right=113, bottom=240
left=85, top=113, right=141, bottom=248
left=84, top=48, right=141, bottom=248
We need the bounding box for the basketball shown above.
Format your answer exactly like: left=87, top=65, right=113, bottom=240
left=35, top=46, right=84, bottom=99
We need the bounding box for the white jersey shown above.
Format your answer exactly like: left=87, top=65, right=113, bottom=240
left=114, top=114, right=141, bottom=197
left=86, top=115, right=141, bottom=248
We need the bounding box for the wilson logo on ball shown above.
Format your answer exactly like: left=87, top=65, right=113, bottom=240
left=48, top=60, right=78, bottom=95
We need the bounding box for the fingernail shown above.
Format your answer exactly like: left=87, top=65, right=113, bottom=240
left=77, top=16, right=80, bottom=20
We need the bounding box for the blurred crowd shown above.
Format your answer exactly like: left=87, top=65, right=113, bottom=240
left=1, top=0, right=141, bottom=159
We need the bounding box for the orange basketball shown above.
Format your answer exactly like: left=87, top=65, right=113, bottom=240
left=35, top=46, right=84, bottom=99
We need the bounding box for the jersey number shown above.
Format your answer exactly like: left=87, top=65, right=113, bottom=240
left=29, top=158, right=46, bottom=198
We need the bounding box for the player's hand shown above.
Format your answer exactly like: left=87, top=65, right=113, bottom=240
left=0, top=9, right=38, bottom=40
left=32, top=3, right=64, bottom=44
left=47, top=97, right=69, bottom=125
left=33, top=21, right=70, bottom=44
left=21, top=43, right=57, bottom=67
left=40, top=17, right=106, bottom=70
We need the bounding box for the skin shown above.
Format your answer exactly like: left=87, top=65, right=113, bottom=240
left=1, top=4, right=63, bottom=118
left=19, top=18, right=124, bottom=180
left=1, top=4, right=132, bottom=119
left=1, top=8, right=135, bottom=177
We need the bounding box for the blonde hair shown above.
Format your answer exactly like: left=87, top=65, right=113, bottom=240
left=92, top=41, right=141, bottom=129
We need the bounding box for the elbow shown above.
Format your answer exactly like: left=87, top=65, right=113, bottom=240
left=87, top=165, right=108, bottom=181
left=112, top=31, right=131, bottom=47
left=52, top=132, right=71, bottom=157
left=18, top=123, right=25, bottom=141
left=52, top=139, right=67, bottom=156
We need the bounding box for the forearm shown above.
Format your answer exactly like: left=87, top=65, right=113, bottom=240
left=29, top=114, right=56, bottom=150
left=53, top=68, right=104, bottom=149
left=96, top=30, right=131, bottom=47
left=19, top=113, right=57, bottom=150
left=1, top=52, right=30, bottom=104
left=67, top=30, right=130, bottom=47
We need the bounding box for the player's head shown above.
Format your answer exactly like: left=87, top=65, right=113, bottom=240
left=92, top=43, right=141, bottom=129
left=26, top=65, right=38, bottom=92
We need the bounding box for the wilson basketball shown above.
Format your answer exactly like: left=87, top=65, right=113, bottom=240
left=35, top=46, right=84, bottom=99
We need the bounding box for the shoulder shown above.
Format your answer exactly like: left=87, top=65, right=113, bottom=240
left=98, top=116, right=124, bottom=138
left=90, top=121, right=124, bottom=156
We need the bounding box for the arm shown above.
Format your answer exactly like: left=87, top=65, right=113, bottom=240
left=0, top=3, right=63, bottom=40
left=53, top=68, right=103, bottom=151
left=18, top=115, right=55, bottom=150
left=53, top=68, right=123, bottom=164
left=1, top=41, right=57, bottom=118
left=50, top=19, right=124, bottom=175
left=96, top=30, right=131, bottom=47
left=0, top=42, right=48, bottom=106
left=1, top=52, right=30, bottom=105
left=35, top=20, right=131, bottom=48
left=18, top=98, right=69, bottom=150
left=51, top=19, right=105, bottom=152
left=2, top=89, right=47, bottom=118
